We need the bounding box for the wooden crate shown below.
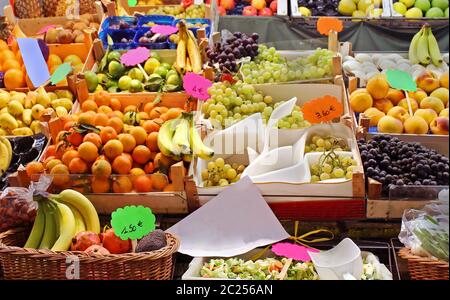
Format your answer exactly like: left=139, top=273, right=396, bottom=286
left=366, top=199, right=435, bottom=220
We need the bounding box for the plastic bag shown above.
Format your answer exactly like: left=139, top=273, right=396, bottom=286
left=399, top=189, right=449, bottom=262
left=0, top=177, right=51, bottom=232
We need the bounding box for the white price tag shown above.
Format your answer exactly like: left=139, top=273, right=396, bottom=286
left=194, top=0, right=204, bottom=5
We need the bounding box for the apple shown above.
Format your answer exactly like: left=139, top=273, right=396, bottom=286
left=270, top=0, right=278, bottom=13
left=259, top=7, right=273, bottom=15
left=251, top=0, right=266, bottom=10
left=243, top=5, right=258, bottom=15
left=220, top=0, right=235, bottom=10
left=217, top=6, right=227, bottom=16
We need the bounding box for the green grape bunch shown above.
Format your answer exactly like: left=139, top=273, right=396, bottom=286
left=310, top=149, right=357, bottom=182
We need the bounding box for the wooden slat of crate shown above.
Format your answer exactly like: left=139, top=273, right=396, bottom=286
left=366, top=199, right=433, bottom=219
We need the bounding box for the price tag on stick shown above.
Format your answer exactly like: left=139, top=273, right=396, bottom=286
left=151, top=25, right=178, bottom=35
left=317, top=17, right=343, bottom=36
left=111, top=205, right=156, bottom=241
left=386, top=69, right=417, bottom=116
left=183, top=72, right=212, bottom=100
left=121, top=47, right=150, bottom=81
left=128, top=0, right=138, bottom=7
left=302, top=95, right=344, bottom=124
left=50, top=63, right=72, bottom=85
left=17, top=38, right=51, bottom=87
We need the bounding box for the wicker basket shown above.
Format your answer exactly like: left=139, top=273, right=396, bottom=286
left=398, top=248, right=449, bottom=280
left=0, top=228, right=179, bottom=280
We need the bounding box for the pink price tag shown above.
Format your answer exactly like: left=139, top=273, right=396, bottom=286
left=183, top=72, right=212, bottom=100
left=151, top=25, right=179, bottom=35
left=37, top=25, right=57, bottom=35
left=120, top=47, right=150, bottom=67
left=272, top=243, right=319, bottom=262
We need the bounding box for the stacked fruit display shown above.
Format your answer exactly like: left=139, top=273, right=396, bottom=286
left=297, top=0, right=385, bottom=17
left=350, top=72, right=449, bottom=135
left=84, top=51, right=183, bottom=93
left=0, top=88, right=75, bottom=136
left=43, top=15, right=100, bottom=44
left=201, top=157, right=246, bottom=187
left=393, top=0, right=449, bottom=18
left=241, top=47, right=334, bottom=84
left=174, top=21, right=203, bottom=74
left=217, top=0, right=278, bottom=16
left=13, top=0, right=97, bottom=18
left=358, top=135, right=449, bottom=196
left=147, top=4, right=207, bottom=18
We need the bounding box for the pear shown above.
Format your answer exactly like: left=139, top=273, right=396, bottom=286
left=7, top=100, right=24, bottom=116
left=31, top=104, right=45, bottom=120
left=36, top=87, right=51, bottom=107
left=0, top=113, right=19, bottom=130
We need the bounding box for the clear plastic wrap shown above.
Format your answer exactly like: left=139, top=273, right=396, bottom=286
left=399, top=189, right=449, bottom=262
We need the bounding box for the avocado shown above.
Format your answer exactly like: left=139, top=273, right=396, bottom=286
left=135, top=230, right=167, bottom=253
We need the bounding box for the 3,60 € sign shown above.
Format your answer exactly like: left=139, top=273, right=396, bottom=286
left=111, top=206, right=156, bottom=240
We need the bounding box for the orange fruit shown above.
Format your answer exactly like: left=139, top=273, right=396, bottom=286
left=112, top=176, right=133, bottom=193
left=112, top=154, right=132, bottom=175
left=130, top=126, right=147, bottom=145
left=144, top=162, right=155, bottom=174
left=0, top=40, right=8, bottom=51
left=142, top=120, right=161, bottom=133
left=15, top=51, right=23, bottom=65
left=113, top=110, right=124, bottom=119
left=68, top=158, right=88, bottom=174
left=10, top=40, right=19, bottom=54
left=118, top=133, right=136, bottom=153
left=45, top=145, right=57, bottom=158
left=25, top=162, right=45, bottom=179
left=78, top=142, right=99, bottom=163
left=0, top=50, right=15, bottom=63
left=78, top=111, right=96, bottom=126
left=100, top=126, right=118, bottom=144
left=3, top=69, right=25, bottom=89
left=122, top=153, right=133, bottom=164
left=133, top=176, right=153, bottom=193
left=91, top=159, right=112, bottom=178
left=151, top=173, right=169, bottom=191
left=66, top=130, right=83, bottom=147
left=110, top=98, right=121, bottom=111
left=45, top=158, right=62, bottom=172
left=3, top=59, right=21, bottom=72
left=94, top=113, right=109, bottom=127
left=61, top=149, right=80, bottom=166
left=107, top=117, right=123, bottom=134
left=153, top=153, right=172, bottom=170
left=143, top=102, right=156, bottom=114
left=98, top=105, right=113, bottom=115
left=132, top=145, right=151, bottom=165
left=163, top=184, right=175, bottom=192
left=81, top=100, right=98, bottom=112
left=123, top=105, right=137, bottom=113
left=83, top=133, right=102, bottom=149
left=150, top=107, right=168, bottom=119
left=159, top=113, right=168, bottom=122
left=145, top=132, right=159, bottom=152
left=130, top=168, right=146, bottom=177
left=93, top=91, right=111, bottom=107
left=103, top=140, right=124, bottom=160
left=91, top=177, right=111, bottom=193
left=50, top=164, right=70, bottom=186
left=63, top=121, right=76, bottom=131
left=166, top=108, right=184, bottom=120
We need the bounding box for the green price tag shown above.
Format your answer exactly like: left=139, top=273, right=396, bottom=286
left=50, top=63, right=72, bottom=85
left=128, top=0, right=138, bottom=7
left=386, top=69, right=417, bottom=92
left=111, top=206, right=156, bottom=240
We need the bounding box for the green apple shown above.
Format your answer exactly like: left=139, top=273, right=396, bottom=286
left=405, top=7, right=424, bottom=17
left=400, top=0, right=416, bottom=8
left=154, top=66, right=168, bottom=78
left=394, top=2, right=408, bottom=14
left=415, top=0, right=431, bottom=12
left=118, top=76, right=132, bottom=91
left=144, top=58, right=161, bottom=75
left=128, top=67, right=144, bottom=82
left=129, top=79, right=144, bottom=93
left=426, top=6, right=445, bottom=16
left=432, top=0, right=449, bottom=10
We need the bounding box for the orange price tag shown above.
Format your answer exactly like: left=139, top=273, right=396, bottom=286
left=302, top=95, right=343, bottom=124
left=317, top=17, right=343, bottom=36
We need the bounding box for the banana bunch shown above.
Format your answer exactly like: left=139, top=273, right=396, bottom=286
left=0, top=136, right=12, bottom=177
left=24, top=189, right=100, bottom=251
left=158, top=113, right=214, bottom=162
left=409, top=25, right=443, bottom=67
left=175, top=20, right=203, bottom=75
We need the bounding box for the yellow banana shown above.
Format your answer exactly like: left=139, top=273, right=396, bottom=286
left=24, top=202, right=46, bottom=249
left=22, top=109, right=32, bottom=125
left=417, top=27, right=431, bottom=65
left=186, top=30, right=203, bottom=74
left=39, top=203, right=58, bottom=249
left=12, top=127, right=34, bottom=136
left=409, top=26, right=423, bottom=65
left=190, top=125, right=214, bottom=160
left=51, top=189, right=100, bottom=234
left=158, top=118, right=182, bottom=157
left=66, top=203, right=86, bottom=235
left=427, top=27, right=443, bottom=67
left=0, top=142, right=9, bottom=176
left=51, top=201, right=76, bottom=251
left=186, top=57, right=192, bottom=73
left=0, top=136, right=12, bottom=169
left=172, top=118, right=191, bottom=155
left=176, top=22, right=187, bottom=74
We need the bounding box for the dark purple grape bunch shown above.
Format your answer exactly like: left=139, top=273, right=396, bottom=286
left=206, top=32, right=259, bottom=73
left=110, top=19, right=138, bottom=30
left=297, top=0, right=340, bottom=16
left=358, top=135, right=449, bottom=197
left=139, top=32, right=168, bottom=44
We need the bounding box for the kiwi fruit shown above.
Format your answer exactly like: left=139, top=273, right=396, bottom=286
left=57, top=29, right=74, bottom=44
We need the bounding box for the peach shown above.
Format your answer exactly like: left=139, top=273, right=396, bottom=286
left=398, top=98, right=419, bottom=113
left=408, top=89, right=428, bottom=103
left=416, top=71, right=440, bottom=93
left=414, top=109, right=438, bottom=125
left=373, top=99, right=394, bottom=114
left=440, top=72, right=449, bottom=89
left=377, top=116, right=404, bottom=134
left=430, top=117, right=449, bottom=135
left=351, top=88, right=368, bottom=95
left=366, top=75, right=390, bottom=100
left=386, top=89, right=405, bottom=105
left=404, top=116, right=429, bottom=135
left=420, top=96, right=445, bottom=114
left=430, top=87, right=449, bottom=106
left=440, top=108, right=449, bottom=117
left=364, top=107, right=385, bottom=127
left=350, top=91, right=373, bottom=113
left=387, top=106, right=411, bottom=123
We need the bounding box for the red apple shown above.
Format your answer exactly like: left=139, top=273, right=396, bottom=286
left=217, top=6, right=227, bottom=16
left=220, top=0, right=235, bottom=10
left=243, top=5, right=258, bottom=16
left=270, top=0, right=277, bottom=13
left=251, top=0, right=266, bottom=10
left=258, top=7, right=273, bottom=16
